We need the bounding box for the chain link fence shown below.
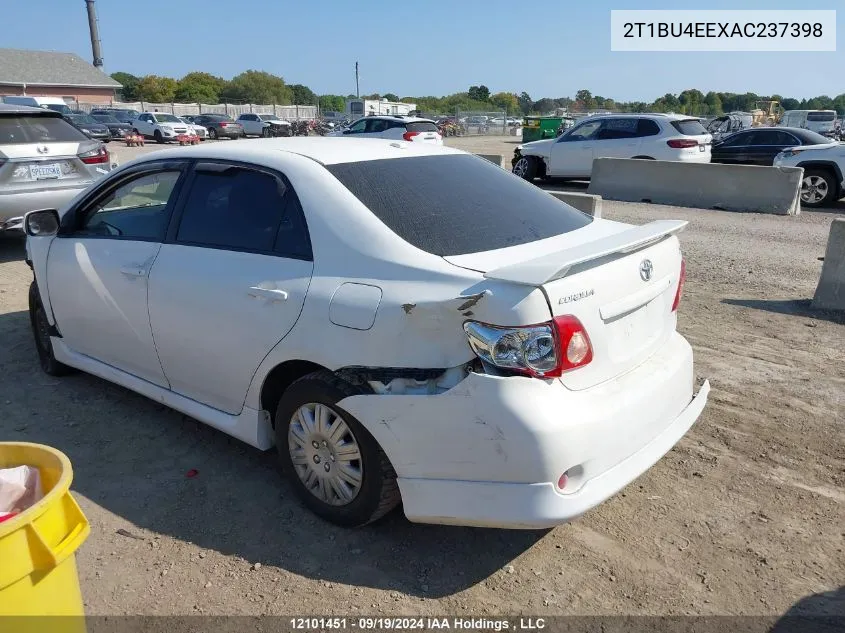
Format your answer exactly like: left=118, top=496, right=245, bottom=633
left=453, top=110, right=516, bottom=136
left=73, top=100, right=318, bottom=121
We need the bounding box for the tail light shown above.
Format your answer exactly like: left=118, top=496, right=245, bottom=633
left=219, top=122, right=229, bottom=127
left=403, top=131, right=420, bottom=141
left=78, top=145, right=109, bottom=165
left=672, top=258, right=686, bottom=312
left=667, top=139, right=699, bottom=149
left=463, top=315, right=593, bottom=378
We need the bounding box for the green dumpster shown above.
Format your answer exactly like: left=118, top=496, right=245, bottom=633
left=522, top=116, right=563, bottom=143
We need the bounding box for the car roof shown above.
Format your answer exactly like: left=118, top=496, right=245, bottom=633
left=0, top=103, right=61, bottom=116
left=367, top=115, right=434, bottom=123
left=137, top=137, right=465, bottom=166
left=584, top=113, right=697, bottom=121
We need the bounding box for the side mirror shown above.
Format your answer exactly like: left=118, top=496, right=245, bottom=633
left=25, top=209, right=60, bottom=237
left=343, top=129, right=352, bottom=135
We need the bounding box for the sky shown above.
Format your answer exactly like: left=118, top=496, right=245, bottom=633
left=3, top=1, right=843, bottom=102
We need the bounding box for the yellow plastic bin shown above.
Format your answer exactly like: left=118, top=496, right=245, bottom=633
left=0, top=442, right=90, bottom=631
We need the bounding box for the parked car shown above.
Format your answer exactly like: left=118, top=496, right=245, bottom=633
left=513, top=114, right=712, bottom=180
left=22, top=138, right=708, bottom=528
left=189, top=113, right=243, bottom=140
left=711, top=127, right=836, bottom=166
left=774, top=142, right=845, bottom=208
left=130, top=112, right=195, bottom=144
left=91, top=113, right=134, bottom=140
left=175, top=116, right=208, bottom=140
left=3, top=96, right=74, bottom=115
left=90, top=108, right=141, bottom=124
left=0, top=104, right=113, bottom=232
left=328, top=116, right=442, bottom=145
left=63, top=113, right=112, bottom=143
left=236, top=113, right=292, bottom=137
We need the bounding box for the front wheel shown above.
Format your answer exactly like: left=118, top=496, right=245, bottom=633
left=28, top=283, right=72, bottom=377
left=276, top=371, right=400, bottom=527
left=154, top=130, right=164, bottom=144
left=262, top=127, right=271, bottom=138
left=801, top=169, right=837, bottom=208
left=513, top=155, right=539, bottom=181
left=208, top=128, right=218, bottom=140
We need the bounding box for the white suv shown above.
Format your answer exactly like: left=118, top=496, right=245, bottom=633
left=513, top=114, right=712, bottom=180
left=131, top=112, right=192, bottom=144
left=330, top=115, right=442, bottom=145
left=773, top=143, right=845, bottom=208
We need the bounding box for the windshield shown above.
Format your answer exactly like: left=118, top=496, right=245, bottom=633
left=327, top=155, right=592, bottom=256
left=0, top=115, right=89, bottom=144
left=153, top=114, right=182, bottom=123
left=69, top=114, right=97, bottom=125
left=205, top=114, right=233, bottom=121
left=807, top=112, right=836, bottom=122
left=798, top=130, right=835, bottom=144
left=93, top=115, right=120, bottom=123
left=258, top=114, right=277, bottom=121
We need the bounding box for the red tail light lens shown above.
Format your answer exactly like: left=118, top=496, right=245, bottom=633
left=403, top=131, right=420, bottom=141
left=219, top=122, right=229, bottom=127
left=463, top=315, right=593, bottom=378
left=667, top=139, right=699, bottom=149
left=79, top=146, right=109, bottom=165
left=672, top=258, right=686, bottom=312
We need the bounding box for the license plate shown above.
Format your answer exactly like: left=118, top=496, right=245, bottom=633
left=30, top=163, right=63, bottom=180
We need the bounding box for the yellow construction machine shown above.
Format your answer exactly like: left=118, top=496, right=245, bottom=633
left=751, top=101, right=783, bottom=126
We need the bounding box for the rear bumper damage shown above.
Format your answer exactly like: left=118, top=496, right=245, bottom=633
left=337, top=332, right=709, bottom=528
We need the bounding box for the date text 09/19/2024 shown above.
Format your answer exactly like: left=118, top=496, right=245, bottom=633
left=289, top=617, right=548, bottom=631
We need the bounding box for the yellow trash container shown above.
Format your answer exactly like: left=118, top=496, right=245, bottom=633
left=0, top=442, right=90, bottom=631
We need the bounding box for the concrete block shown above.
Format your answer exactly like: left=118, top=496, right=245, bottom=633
left=475, top=154, right=505, bottom=169
left=587, top=158, right=803, bottom=215
left=812, top=218, right=845, bottom=311
left=546, top=190, right=603, bottom=218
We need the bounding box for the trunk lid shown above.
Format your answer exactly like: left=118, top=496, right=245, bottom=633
left=445, top=219, right=686, bottom=390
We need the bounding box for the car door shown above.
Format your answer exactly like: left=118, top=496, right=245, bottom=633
left=147, top=161, right=314, bottom=414
left=591, top=118, right=644, bottom=160
left=364, top=118, right=390, bottom=138
left=239, top=114, right=255, bottom=136
left=711, top=132, right=748, bottom=164
left=548, top=118, right=603, bottom=177
left=342, top=118, right=369, bottom=136
left=46, top=160, right=189, bottom=387
left=753, top=130, right=800, bottom=166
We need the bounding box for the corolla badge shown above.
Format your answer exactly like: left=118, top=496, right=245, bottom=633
left=640, top=259, right=654, bottom=281
left=36, top=145, right=49, bottom=154
left=559, top=289, right=595, bottom=304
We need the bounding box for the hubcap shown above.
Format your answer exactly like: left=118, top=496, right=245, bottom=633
left=802, top=175, right=828, bottom=204
left=288, top=403, right=363, bottom=506
left=514, top=157, right=528, bottom=177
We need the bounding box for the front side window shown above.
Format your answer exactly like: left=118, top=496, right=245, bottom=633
left=153, top=114, right=181, bottom=123
left=76, top=170, right=182, bottom=240
left=559, top=120, right=601, bottom=142
left=347, top=119, right=368, bottom=133
left=595, top=118, right=639, bottom=140
left=175, top=166, right=311, bottom=258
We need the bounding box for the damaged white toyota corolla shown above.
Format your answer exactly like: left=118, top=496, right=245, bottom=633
left=24, top=138, right=709, bottom=529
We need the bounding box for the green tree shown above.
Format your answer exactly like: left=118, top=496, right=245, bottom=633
left=135, top=75, right=177, bottom=102
left=780, top=97, right=801, bottom=111
left=111, top=71, right=140, bottom=101
left=533, top=98, right=557, bottom=114
left=468, top=85, right=490, bottom=102
left=383, top=93, right=399, bottom=102
left=220, top=70, right=292, bottom=104
left=289, top=84, right=317, bottom=105
left=833, top=94, right=845, bottom=115
left=704, top=91, right=723, bottom=116
left=518, top=91, right=533, bottom=115
left=678, top=89, right=705, bottom=115
left=174, top=72, right=224, bottom=104
left=319, top=94, right=346, bottom=112
left=575, top=89, right=595, bottom=110
left=490, top=92, right=519, bottom=113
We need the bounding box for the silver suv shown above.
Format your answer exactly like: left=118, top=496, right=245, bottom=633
left=1, top=104, right=115, bottom=232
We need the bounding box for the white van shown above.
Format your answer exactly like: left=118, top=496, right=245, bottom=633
left=779, top=110, right=837, bottom=137
left=2, top=96, right=75, bottom=115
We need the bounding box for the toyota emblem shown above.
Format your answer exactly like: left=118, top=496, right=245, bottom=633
left=640, top=259, right=654, bottom=281
left=36, top=145, right=49, bottom=155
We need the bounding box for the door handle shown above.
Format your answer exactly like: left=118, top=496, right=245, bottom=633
left=120, top=266, right=146, bottom=277
left=248, top=286, right=289, bottom=302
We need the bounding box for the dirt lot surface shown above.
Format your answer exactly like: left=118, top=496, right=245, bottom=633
left=0, top=135, right=843, bottom=618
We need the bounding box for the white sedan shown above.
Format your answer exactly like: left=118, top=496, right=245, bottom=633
left=23, top=138, right=709, bottom=529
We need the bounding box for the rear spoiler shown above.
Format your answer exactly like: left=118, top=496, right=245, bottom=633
left=484, top=220, right=688, bottom=286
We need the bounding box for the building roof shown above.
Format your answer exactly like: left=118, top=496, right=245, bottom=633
left=0, top=48, right=121, bottom=89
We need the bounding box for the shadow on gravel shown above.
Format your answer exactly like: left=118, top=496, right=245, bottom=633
left=769, top=586, right=845, bottom=633
left=0, top=309, right=547, bottom=599
left=0, top=234, right=26, bottom=263
left=722, top=298, right=845, bottom=325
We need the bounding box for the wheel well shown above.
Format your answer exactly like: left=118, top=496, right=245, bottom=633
left=632, top=155, right=655, bottom=160
left=260, top=360, right=328, bottom=427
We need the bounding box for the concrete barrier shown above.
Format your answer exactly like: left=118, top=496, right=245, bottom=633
left=587, top=158, right=803, bottom=215
left=547, top=191, right=603, bottom=218
left=812, top=218, right=845, bottom=311
left=475, top=154, right=505, bottom=169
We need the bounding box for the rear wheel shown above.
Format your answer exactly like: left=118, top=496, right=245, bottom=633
left=276, top=371, right=400, bottom=527
left=28, top=283, right=72, bottom=377
left=801, top=169, right=837, bottom=208
left=208, top=127, right=218, bottom=140
left=513, top=155, right=539, bottom=181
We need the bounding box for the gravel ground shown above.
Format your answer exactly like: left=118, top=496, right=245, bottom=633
left=0, top=135, right=843, bottom=619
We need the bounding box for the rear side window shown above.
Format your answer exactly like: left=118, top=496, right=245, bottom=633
left=807, top=112, right=835, bottom=122
left=671, top=119, right=708, bottom=136
left=636, top=119, right=661, bottom=137
left=175, top=166, right=312, bottom=258
left=0, top=115, right=89, bottom=144
left=327, top=155, right=592, bottom=256
left=405, top=121, right=438, bottom=133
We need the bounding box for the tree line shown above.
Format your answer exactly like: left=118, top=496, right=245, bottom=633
left=112, top=72, right=845, bottom=117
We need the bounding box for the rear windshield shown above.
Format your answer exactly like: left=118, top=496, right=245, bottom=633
left=0, top=115, right=88, bottom=144
left=327, top=155, right=592, bottom=256
left=406, top=121, right=438, bottom=133
left=671, top=119, right=708, bottom=135
left=204, top=114, right=233, bottom=121
left=807, top=112, right=835, bottom=122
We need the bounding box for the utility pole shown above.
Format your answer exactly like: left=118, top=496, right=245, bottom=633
left=355, top=62, right=359, bottom=98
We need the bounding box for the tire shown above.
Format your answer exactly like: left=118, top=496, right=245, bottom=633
left=262, top=127, right=271, bottom=138
left=209, top=127, right=218, bottom=140
left=28, top=283, right=72, bottom=377
left=276, top=371, right=401, bottom=527
left=801, top=169, right=837, bottom=208
left=154, top=130, right=164, bottom=144
left=512, top=155, right=539, bottom=181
